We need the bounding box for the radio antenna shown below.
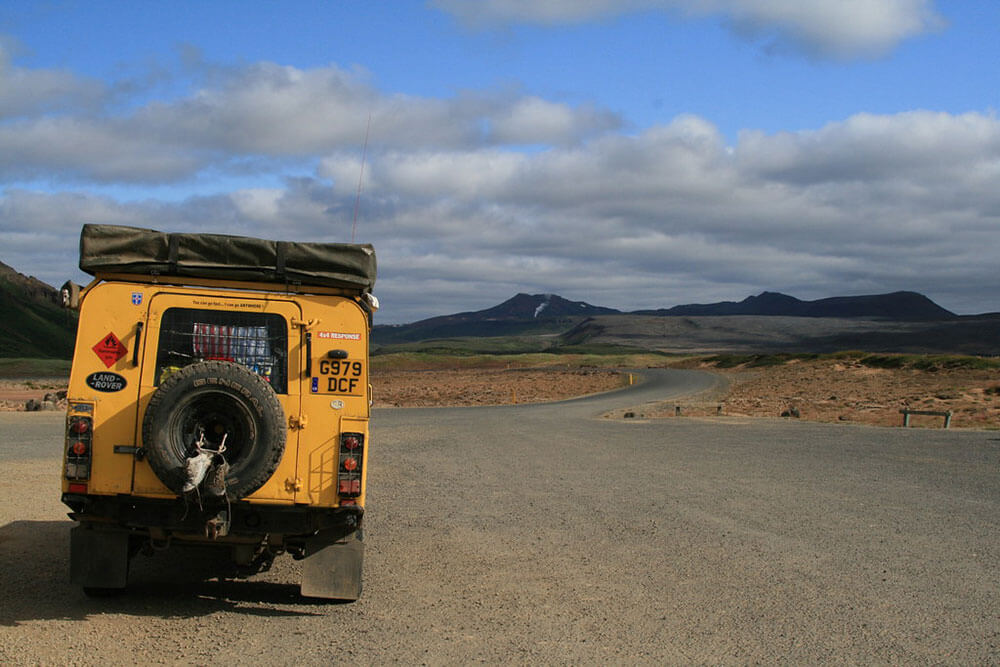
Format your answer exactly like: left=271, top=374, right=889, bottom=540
left=351, top=112, right=371, bottom=243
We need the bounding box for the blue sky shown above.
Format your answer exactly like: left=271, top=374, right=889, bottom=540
left=1, top=1, right=998, bottom=322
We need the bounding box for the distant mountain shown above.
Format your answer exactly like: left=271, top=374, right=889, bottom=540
left=635, top=291, right=956, bottom=321
left=374, top=293, right=619, bottom=344
left=0, top=261, right=78, bottom=358
left=472, top=293, right=620, bottom=320
left=374, top=290, right=967, bottom=348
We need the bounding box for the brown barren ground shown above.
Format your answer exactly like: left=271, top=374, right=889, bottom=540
left=4, top=360, right=997, bottom=428
left=653, top=358, right=1000, bottom=429
left=371, top=368, right=625, bottom=407
left=0, top=370, right=627, bottom=411
left=0, top=380, right=67, bottom=411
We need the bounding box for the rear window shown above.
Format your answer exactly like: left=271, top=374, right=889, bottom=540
left=154, top=307, right=288, bottom=393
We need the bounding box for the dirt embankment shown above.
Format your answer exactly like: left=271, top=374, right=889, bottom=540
left=654, top=358, right=1000, bottom=429
left=371, top=368, right=625, bottom=407
left=0, top=381, right=67, bottom=412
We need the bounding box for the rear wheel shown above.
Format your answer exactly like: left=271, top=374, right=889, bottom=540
left=142, top=361, right=285, bottom=499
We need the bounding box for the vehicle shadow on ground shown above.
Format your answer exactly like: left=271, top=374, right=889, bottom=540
left=0, top=521, right=334, bottom=626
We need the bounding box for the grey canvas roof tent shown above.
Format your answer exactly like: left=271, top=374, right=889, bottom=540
left=79, top=224, right=376, bottom=292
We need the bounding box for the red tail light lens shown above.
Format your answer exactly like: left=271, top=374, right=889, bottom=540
left=338, top=432, right=364, bottom=499
left=65, top=415, right=93, bottom=483
left=338, top=479, right=361, bottom=495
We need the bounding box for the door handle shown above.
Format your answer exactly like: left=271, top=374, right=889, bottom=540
left=305, top=331, right=312, bottom=377
left=132, top=321, right=144, bottom=367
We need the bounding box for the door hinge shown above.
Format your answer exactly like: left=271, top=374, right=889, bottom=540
left=291, top=318, right=320, bottom=330
left=285, top=478, right=303, bottom=493
left=289, top=414, right=308, bottom=430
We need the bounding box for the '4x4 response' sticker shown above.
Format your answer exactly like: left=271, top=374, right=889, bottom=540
left=317, top=331, right=361, bottom=340
left=92, top=332, right=128, bottom=368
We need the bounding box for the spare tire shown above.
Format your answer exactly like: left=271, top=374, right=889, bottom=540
left=142, top=360, right=285, bottom=499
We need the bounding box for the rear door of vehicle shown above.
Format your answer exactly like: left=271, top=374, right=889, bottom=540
left=130, top=290, right=303, bottom=501
left=295, top=296, right=371, bottom=507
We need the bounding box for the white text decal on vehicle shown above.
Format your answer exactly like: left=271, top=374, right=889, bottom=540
left=317, top=331, right=361, bottom=340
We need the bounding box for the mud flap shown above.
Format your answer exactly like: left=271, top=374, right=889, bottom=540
left=300, top=531, right=363, bottom=601
left=70, top=525, right=130, bottom=589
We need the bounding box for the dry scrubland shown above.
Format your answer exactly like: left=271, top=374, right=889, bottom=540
left=3, top=353, right=998, bottom=428
left=651, top=355, right=1000, bottom=429
left=371, top=352, right=1000, bottom=429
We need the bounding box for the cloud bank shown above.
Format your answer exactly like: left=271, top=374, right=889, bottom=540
left=2, top=39, right=998, bottom=322
left=434, top=0, right=945, bottom=59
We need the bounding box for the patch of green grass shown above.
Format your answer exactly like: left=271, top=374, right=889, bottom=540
left=547, top=343, right=672, bottom=357
left=371, top=335, right=677, bottom=370
left=0, top=357, right=72, bottom=378
left=858, top=354, right=999, bottom=372
left=373, top=336, right=551, bottom=356
left=828, top=350, right=868, bottom=361
left=702, top=353, right=819, bottom=368
left=371, top=350, right=678, bottom=372
left=697, top=351, right=1000, bottom=372
left=857, top=354, right=909, bottom=369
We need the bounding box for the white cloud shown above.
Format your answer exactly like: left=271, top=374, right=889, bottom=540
left=0, top=116, right=205, bottom=182
left=434, top=0, right=945, bottom=59
left=6, top=106, right=1000, bottom=320
left=324, top=149, right=527, bottom=199
left=0, top=40, right=106, bottom=119
left=327, top=109, right=1000, bottom=318
left=736, top=111, right=1000, bottom=184
left=1, top=50, right=998, bottom=321
left=0, top=60, right=619, bottom=184
left=489, top=97, right=618, bottom=145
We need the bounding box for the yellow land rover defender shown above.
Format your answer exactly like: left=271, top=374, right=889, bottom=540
left=60, top=224, right=377, bottom=600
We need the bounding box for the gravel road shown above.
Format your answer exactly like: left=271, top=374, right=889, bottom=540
left=1, top=371, right=998, bottom=664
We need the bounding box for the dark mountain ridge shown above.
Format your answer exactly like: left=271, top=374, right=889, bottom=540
left=635, top=291, right=956, bottom=321
left=373, top=290, right=968, bottom=347
left=0, top=259, right=983, bottom=357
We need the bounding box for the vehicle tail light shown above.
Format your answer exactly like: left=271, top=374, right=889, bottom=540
left=337, top=432, right=364, bottom=499
left=65, top=415, right=93, bottom=483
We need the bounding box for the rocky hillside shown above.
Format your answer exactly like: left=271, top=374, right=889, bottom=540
left=0, top=261, right=77, bottom=358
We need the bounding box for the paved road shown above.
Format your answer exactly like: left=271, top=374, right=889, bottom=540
left=1, top=370, right=998, bottom=664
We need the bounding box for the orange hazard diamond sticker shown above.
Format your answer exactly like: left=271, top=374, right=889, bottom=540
left=93, top=332, right=128, bottom=368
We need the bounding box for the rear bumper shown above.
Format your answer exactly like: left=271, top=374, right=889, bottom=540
left=62, top=493, right=362, bottom=542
